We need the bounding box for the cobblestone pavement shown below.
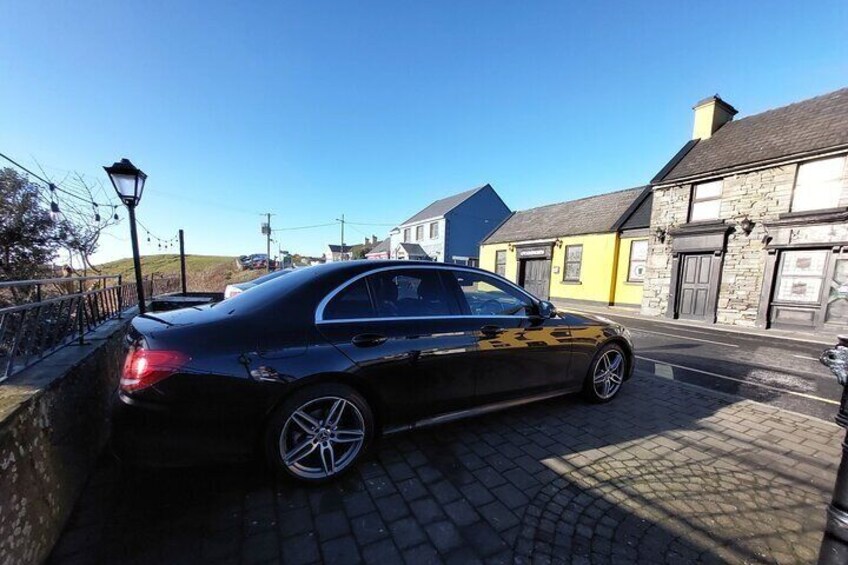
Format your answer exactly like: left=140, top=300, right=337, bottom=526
left=49, top=375, right=842, bottom=564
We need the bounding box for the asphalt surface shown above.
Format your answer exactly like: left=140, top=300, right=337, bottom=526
left=586, top=312, right=843, bottom=421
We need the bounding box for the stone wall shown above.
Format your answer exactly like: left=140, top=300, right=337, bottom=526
left=640, top=184, right=688, bottom=317
left=0, top=317, right=128, bottom=564
left=641, top=164, right=797, bottom=325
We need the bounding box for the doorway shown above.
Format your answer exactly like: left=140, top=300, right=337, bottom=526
left=520, top=259, right=551, bottom=300
left=677, top=253, right=713, bottom=320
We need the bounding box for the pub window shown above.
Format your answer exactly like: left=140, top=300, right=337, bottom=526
left=689, top=180, right=722, bottom=221
left=775, top=249, right=828, bottom=304
left=430, top=222, right=439, bottom=239
left=791, top=155, right=847, bottom=212
left=415, top=225, right=424, bottom=241
left=627, top=240, right=648, bottom=282
left=563, top=245, right=583, bottom=282
left=403, top=228, right=410, bottom=242
left=495, top=250, right=507, bottom=277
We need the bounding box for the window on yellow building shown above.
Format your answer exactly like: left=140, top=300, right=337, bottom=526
left=563, top=245, right=582, bottom=282
left=628, top=240, right=648, bottom=282
left=495, top=250, right=506, bottom=277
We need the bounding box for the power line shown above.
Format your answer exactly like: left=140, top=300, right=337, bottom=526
left=0, top=151, right=117, bottom=208
left=271, top=221, right=339, bottom=232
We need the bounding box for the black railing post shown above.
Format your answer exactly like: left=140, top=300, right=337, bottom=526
left=818, top=335, right=848, bottom=564
left=77, top=279, right=85, bottom=345
left=179, top=229, right=187, bottom=296
left=117, top=275, right=123, bottom=318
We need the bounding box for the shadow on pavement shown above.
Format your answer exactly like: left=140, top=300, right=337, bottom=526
left=48, top=376, right=838, bottom=564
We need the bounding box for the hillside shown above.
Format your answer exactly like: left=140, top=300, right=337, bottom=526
left=97, top=254, right=264, bottom=292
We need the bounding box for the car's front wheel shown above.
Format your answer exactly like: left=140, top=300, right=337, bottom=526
left=266, top=383, right=374, bottom=483
left=582, top=343, right=627, bottom=403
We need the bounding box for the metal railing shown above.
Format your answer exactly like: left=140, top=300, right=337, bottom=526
left=0, top=274, right=181, bottom=382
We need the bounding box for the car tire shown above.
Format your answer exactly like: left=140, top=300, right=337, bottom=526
left=265, top=383, right=374, bottom=484
left=582, top=343, right=627, bottom=404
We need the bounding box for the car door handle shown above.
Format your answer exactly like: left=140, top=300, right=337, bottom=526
left=480, top=325, right=504, bottom=338
left=351, top=333, right=388, bottom=347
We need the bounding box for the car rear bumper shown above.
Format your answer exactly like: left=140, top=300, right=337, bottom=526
left=110, top=390, right=257, bottom=467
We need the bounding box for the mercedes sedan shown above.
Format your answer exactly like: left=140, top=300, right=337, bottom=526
left=114, top=261, right=634, bottom=482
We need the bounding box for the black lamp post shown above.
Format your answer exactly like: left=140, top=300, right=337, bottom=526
left=104, top=158, right=148, bottom=314
left=818, top=336, right=848, bottom=563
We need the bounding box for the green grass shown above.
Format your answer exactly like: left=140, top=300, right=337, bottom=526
left=96, top=254, right=263, bottom=292
left=97, top=254, right=235, bottom=277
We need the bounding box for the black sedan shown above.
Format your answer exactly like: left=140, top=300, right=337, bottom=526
left=114, top=261, right=634, bottom=482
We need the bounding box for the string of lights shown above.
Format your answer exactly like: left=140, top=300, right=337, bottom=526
left=0, top=150, right=121, bottom=225
left=135, top=217, right=179, bottom=250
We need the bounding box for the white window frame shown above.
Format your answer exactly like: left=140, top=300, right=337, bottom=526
left=415, top=225, right=424, bottom=241
left=429, top=222, right=439, bottom=239
left=790, top=155, right=847, bottom=213
left=403, top=228, right=410, bottom=242
left=627, top=240, right=648, bottom=282
left=690, top=180, right=723, bottom=222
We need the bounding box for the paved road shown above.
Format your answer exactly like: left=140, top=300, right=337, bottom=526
left=580, top=311, right=842, bottom=421
left=49, top=377, right=841, bottom=564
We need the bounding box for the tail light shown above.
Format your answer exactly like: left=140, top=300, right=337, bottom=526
left=121, top=348, right=190, bottom=392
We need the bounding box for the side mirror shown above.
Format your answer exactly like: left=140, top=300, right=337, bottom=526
left=536, top=300, right=557, bottom=319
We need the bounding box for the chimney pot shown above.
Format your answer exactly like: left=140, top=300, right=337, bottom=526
left=692, top=94, right=738, bottom=140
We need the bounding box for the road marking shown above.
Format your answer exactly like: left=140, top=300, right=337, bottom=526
left=636, top=355, right=840, bottom=405
left=631, top=329, right=739, bottom=348
left=792, top=354, right=820, bottom=361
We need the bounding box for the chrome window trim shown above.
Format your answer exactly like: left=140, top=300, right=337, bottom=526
left=314, top=264, right=538, bottom=324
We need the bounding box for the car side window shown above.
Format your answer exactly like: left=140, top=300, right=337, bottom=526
left=450, top=270, right=532, bottom=316
left=323, top=278, right=374, bottom=320
left=367, top=270, right=454, bottom=318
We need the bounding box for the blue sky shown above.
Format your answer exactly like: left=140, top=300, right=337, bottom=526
left=1, top=1, right=847, bottom=262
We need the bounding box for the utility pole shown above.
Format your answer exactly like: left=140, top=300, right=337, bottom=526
left=335, top=214, right=346, bottom=261
left=261, top=213, right=274, bottom=272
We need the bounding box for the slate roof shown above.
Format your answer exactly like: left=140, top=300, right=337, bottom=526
left=327, top=244, right=353, bottom=253
left=483, top=187, right=647, bottom=244
left=366, top=238, right=391, bottom=255
left=659, top=87, right=848, bottom=183
left=398, top=242, right=429, bottom=257
left=402, top=184, right=490, bottom=225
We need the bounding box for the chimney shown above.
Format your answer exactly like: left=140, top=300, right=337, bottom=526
left=692, top=95, right=737, bottom=140
left=372, top=235, right=378, bottom=245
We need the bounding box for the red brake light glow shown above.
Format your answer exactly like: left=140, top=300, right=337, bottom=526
left=121, top=349, right=190, bottom=392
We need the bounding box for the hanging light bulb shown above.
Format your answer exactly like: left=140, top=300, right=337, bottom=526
left=114, top=213, right=119, bottom=220
left=50, top=200, right=62, bottom=222
left=93, top=204, right=101, bottom=223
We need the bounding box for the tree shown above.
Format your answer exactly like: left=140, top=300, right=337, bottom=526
left=0, top=167, right=61, bottom=282
left=0, top=167, right=120, bottom=284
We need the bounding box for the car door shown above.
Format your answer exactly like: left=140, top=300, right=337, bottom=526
left=443, top=269, right=574, bottom=405
left=315, top=267, right=479, bottom=424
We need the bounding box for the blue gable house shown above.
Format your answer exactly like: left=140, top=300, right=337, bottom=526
left=389, top=184, right=511, bottom=265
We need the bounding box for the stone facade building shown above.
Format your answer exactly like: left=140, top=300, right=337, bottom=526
left=642, top=88, right=848, bottom=332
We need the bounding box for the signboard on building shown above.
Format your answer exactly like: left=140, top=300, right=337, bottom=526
left=516, top=245, right=552, bottom=260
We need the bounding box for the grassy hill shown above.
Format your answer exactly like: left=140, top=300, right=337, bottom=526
left=97, top=254, right=263, bottom=292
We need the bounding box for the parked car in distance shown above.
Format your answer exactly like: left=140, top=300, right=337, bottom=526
left=224, top=267, right=295, bottom=299
left=114, top=261, right=634, bottom=483
left=235, top=255, right=251, bottom=271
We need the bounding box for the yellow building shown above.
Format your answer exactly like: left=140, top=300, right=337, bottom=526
left=479, top=186, right=652, bottom=309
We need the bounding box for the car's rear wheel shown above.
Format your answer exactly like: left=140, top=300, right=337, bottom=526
left=582, top=343, right=626, bottom=403
left=266, top=383, right=374, bottom=483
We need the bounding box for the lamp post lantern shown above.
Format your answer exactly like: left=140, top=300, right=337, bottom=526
left=104, top=158, right=148, bottom=314
left=818, top=336, right=848, bottom=563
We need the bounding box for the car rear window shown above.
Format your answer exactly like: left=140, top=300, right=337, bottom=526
left=368, top=270, right=454, bottom=317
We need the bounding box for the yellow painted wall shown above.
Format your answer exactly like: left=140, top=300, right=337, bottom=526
left=613, top=236, right=647, bottom=307
left=480, top=233, right=620, bottom=305
left=549, top=233, right=618, bottom=304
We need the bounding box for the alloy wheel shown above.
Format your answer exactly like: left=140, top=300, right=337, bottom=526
left=593, top=349, right=624, bottom=400
left=279, top=396, right=366, bottom=479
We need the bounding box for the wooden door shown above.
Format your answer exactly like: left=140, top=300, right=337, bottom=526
left=521, top=259, right=551, bottom=300
left=677, top=254, right=712, bottom=320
